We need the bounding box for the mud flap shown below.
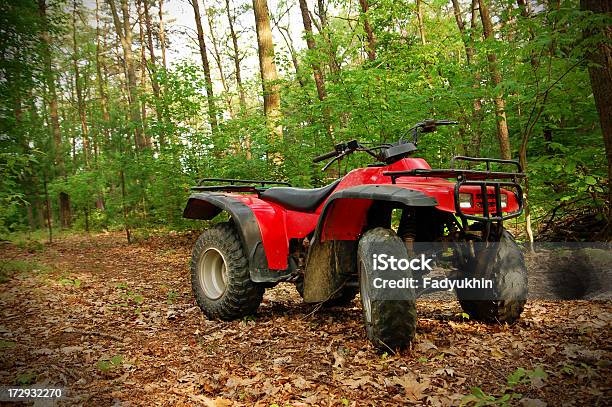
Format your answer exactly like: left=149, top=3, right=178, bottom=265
left=303, top=239, right=356, bottom=303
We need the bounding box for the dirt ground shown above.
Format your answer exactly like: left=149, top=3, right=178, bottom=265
left=0, top=232, right=610, bottom=406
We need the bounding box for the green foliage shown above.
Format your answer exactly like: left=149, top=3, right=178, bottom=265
left=0, top=259, right=52, bottom=283
left=461, top=367, right=548, bottom=406
left=96, top=355, right=124, bottom=372
left=0, top=0, right=607, bottom=240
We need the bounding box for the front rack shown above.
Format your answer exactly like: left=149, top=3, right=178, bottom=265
left=191, top=178, right=291, bottom=193
left=383, top=156, right=525, bottom=223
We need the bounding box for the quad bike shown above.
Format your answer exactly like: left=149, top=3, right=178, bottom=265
left=183, top=119, right=528, bottom=351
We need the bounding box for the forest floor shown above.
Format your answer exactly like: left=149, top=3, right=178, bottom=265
left=0, top=232, right=610, bottom=406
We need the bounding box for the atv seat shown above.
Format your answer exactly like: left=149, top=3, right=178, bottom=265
left=260, top=179, right=341, bottom=212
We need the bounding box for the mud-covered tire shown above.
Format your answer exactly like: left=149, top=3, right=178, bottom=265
left=191, top=222, right=264, bottom=320
left=295, top=277, right=358, bottom=307
left=455, top=230, right=527, bottom=323
left=358, top=228, right=417, bottom=352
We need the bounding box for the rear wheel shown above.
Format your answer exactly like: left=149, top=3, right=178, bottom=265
left=455, top=230, right=527, bottom=323
left=191, top=222, right=264, bottom=320
left=358, top=228, right=417, bottom=352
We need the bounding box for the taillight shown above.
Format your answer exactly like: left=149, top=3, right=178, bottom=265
left=459, top=193, right=473, bottom=208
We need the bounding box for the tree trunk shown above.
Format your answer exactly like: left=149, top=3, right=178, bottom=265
left=206, top=8, right=235, bottom=118
left=38, top=0, right=63, bottom=174
left=452, top=0, right=482, bottom=156
left=137, top=0, right=152, bottom=148
left=191, top=0, right=219, bottom=134
left=252, top=0, right=282, bottom=142
left=44, top=177, right=52, bottom=243
left=358, top=0, right=376, bottom=61
left=95, top=0, right=111, bottom=143
left=225, top=0, right=246, bottom=111
left=107, top=0, right=147, bottom=150
left=299, top=0, right=334, bottom=139
left=142, top=0, right=165, bottom=144
left=158, top=0, right=168, bottom=69
left=72, top=0, right=89, bottom=167
left=39, top=0, right=71, bottom=228
left=581, top=0, right=612, bottom=231
left=478, top=0, right=511, bottom=160
left=315, top=0, right=341, bottom=75
left=416, top=0, right=426, bottom=45
left=299, top=0, right=327, bottom=101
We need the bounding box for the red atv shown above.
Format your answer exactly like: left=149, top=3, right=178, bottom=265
left=183, top=119, right=528, bottom=351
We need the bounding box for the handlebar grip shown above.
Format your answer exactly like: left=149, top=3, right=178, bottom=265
left=313, top=150, right=338, bottom=163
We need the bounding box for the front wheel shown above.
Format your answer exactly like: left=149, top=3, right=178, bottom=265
left=358, top=228, right=417, bottom=352
left=455, top=230, right=528, bottom=323
left=191, top=222, right=264, bottom=320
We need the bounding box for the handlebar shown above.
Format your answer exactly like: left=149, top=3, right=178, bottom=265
left=313, top=119, right=458, bottom=169
left=313, top=150, right=339, bottom=163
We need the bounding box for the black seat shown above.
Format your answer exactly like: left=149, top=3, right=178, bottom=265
left=260, top=179, right=341, bottom=212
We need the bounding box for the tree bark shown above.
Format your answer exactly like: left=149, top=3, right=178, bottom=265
left=452, top=0, right=483, bottom=156
left=206, top=7, right=235, bottom=118
left=38, top=0, right=63, bottom=173
left=95, top=0, right=111, bottom=144
left=299, top=0, right=327, bottom=101
left=158, top=0, right=168, bottom=69
left=478, top=0, right=511, bottom=160
left=39, top=0, right=71, bottom=228
left=137, top=0, right=151, bottom=147
left=358, top=0, right=376, bottom=61
left=225, top=0, right=246, bottom=110
left=252, top=0, right=282, bottom=141
left=416, top=0, right=426, bottom=45
left=72, top=0, right=89, bottom=167
left=107, top=0, right=147, bottom=150
left=581, top=0, right=612, bottom=231
left=142, top=0, right=165, bottom=141
left=191, top=0, right=219, bottom=133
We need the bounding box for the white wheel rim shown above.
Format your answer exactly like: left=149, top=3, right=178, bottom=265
left=359, top=260, right=372, bottom=323
left=198, top=248, right=228, bottom=300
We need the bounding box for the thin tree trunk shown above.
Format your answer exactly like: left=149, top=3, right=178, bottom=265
left=275, top=23, right=306, bottom=87
left=120, top=169, right=131, bottom=243
left=44, top=177, right=52, bottom=243
left=190, top=0, right=219, bottom=134
left=299, top=0, right=333, bottom=139
left=225, top=0, right=246, bottom=111
left=72, top=0, right=89, bottom=167
left=137, top=0, right=151, bottom=148
left=299, top=0, right=327, bottom=101
left=452, top=0, right=482, bottom=156
left=95, top=0, right=111, bottom=140
left=416, top=0, right=426, bottom=45
left=478, top=0, right=511, bottom=160
left=107, top=0, right=147, bottom=150
left=315, top=0, right=341, bottom=75
left=581, top=0, right=612, bottom=233
left=39, top=0, right=71, bottom=228
left=142, top=0, right=165, bottom=141
left=252, top=0, right=282, bottom=142
left=206, top=8, right=235, bottom=118
left=158, top=0, right=168, bottom=69
left=358, top=0, right=376, bottom=61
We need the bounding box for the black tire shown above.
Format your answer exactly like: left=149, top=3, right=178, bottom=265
left=358, top=227, right=417, bottom=352
left=191, top=222, right=264, bottom=320
left=295, top=276, right=358, bottom=307
left=455, top=230, right=528, bottom=323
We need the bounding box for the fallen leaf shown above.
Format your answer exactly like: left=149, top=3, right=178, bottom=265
left=393, top=374, right=430, bottom=401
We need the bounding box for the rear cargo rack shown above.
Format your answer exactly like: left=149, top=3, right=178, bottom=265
left=383, top=156, right=525, bottom=223
left=191, top=178, right=291, bottom=193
